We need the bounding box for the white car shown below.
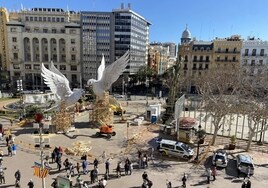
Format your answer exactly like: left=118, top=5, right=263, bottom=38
left=113, top=94, right=124, bottom=98
left=212, top=149, right=228, bottom=167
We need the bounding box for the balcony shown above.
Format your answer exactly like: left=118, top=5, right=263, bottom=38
left=215, top=59, right=239, bottom=62
left=216, top=51, right=240, bottom=54
left=68, top=60, right=80, bottom=65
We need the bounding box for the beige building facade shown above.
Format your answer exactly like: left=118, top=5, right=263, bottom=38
left=0, top=8, right=10, bottom=90
left=6, top=8, right=81, bottom=90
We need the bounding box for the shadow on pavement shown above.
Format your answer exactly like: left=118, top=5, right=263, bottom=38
left=225, top=159, right=238, bottom=177
left=191, top=179, right=209, bottom=186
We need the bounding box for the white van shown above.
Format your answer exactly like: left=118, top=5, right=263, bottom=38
left=156, top=138, right=194, bottom=159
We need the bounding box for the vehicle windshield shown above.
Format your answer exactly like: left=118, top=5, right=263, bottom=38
left=181, top=143, right=191, bottom=152
left=215, top=155, right=225, bottom=161
left=240, top=162, right=253, bottom=168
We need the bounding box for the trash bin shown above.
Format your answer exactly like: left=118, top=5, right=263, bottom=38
left=151, top=116, right=157, bottom=123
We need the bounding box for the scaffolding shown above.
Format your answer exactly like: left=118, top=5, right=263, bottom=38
left=89, top=91, right=113, bottom=126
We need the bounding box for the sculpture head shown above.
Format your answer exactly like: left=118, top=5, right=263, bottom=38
left=87, top=79, right=96, bottom=86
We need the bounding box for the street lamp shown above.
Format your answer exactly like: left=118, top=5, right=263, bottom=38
left=146, top=77, right=149, bottom=106
left=16, top=79, right=24, bottom=118
left=195, top=124, right=202, bottom=161
left=33, top=113, right=46, bottom=188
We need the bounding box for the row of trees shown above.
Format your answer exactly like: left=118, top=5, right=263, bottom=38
left=136, top=59, right=268, bottom=151
left=195, top=65, right=268, bottom=151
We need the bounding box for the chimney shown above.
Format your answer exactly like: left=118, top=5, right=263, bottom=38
left=128, top=3, right=131, bottom=9
left=121, top=3, right=124, bottom=9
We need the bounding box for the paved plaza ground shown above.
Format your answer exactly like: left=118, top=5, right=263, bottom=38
left=0, top=97, right=268, bottom=188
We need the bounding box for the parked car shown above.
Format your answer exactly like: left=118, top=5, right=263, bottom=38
left=113, top=94, right=124, bottom=98
left=212, top=149, right=228, bottom=167
left=156, top=138, right=194, bottom=159
left=236, top=154, right=254, bottom=176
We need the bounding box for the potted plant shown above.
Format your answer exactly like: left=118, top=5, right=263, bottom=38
left=229, top=135, right=236, bottom=150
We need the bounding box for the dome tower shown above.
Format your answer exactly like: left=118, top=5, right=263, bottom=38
left=181, top=25, right=191, bottom=44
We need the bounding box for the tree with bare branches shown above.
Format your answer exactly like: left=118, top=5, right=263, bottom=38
left=195, top=66, right=240, bottom=145
left=237, top=67, right=268, bottom=151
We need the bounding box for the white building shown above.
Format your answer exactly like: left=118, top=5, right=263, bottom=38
left=6, top=7, right=81, bottom=90
left=241, top=37, right=268, bottom=74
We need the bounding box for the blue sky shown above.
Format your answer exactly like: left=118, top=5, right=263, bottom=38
left=1, top=0, right=268, bottom=44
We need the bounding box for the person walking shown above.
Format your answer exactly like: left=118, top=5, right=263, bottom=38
left=166, top=179, right=172, bottom=188
left=76, top=162, right=81, bottom=175
left=5, top=136, right=9, bottom=146
left=206, top=168, right=212, bottom=184
left=0, top=169, right=5, bottom=184
left=15, top=170, right=21, bottom=182
left=212, top=166, right=217, bottom=181
left=116, top=162, right=121, bottom=177
left=105, top=159, right=110, bottom=176
left=12, top=143, right=17, bottom=155
left=142, top=171, right=148, bottom=181
left=124, top=161, right=130, bottom=175
left=94, top=158, right=99, bottom=168
left=82, top=159, right=88, bottom=174
left=182, top=173, right=187, bottom=187
left=246, top=180, right=251, bottom=188
left=8, top=144, right=12, bottom=157
left=129, top=162, right=133, bottom=175
left=27, top=179, right=34, bottom=188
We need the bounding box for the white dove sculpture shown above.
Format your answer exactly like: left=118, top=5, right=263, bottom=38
left=87, top=51, right=129, bottom=99
left=41, top=61, right=84, bottom=108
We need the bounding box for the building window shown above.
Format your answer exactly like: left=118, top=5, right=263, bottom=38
left=243, top=59, right=247, bottom=65
left=25, top=64, right=32, bottom=69
left=200, top=47, right=204, bottom=52
left=61, top=55, right=66, bottom=62
left=13, top=53, right=18, bottom=59
left=52, top=29, right=57, bottom=33
left=225, top=48, right=229, bottom=53
left=200, top=56, right=203, bottom=62
left=25, top=16, right=29, bottom=21
left=61, top=18, right=64, bottom=22
left=193, top=56, right=197, bottom=62
left=43, top=17, right=47, bottom=22
left=60, top=65, right=66, bottom=70
left=71, top=55, right=76, bottom=61
left=206, top=56, right=209, bottom=62
left=260, top=49, right=264, bottom=56
left=10, top=28, right=17, bottom=32
left=205, top=64, right=209, bottom=69
left=71, top=65, right=77, bottom=71
left=25, top=27, right=30, bottom=32
left=52, top=17, right=55, bottom=22
left=251, top=60, right=255, bottom=66
left=61, top=29, right=65, bottom=33
left=12, top=37, right=17, bottom=42
left=217, top=56, right=220, bottom=61
left=199, top=64, right=202, bottom=70
left=245, top=49, right=249, bottom=56
left=233, top=48, right=237, bottom=52
left=252, top=49, right=256, bottom=56
left=44, top=54, right=49, bottom=62
left=217, top=48, right=221, bottom=52
left=259, top=60, right=263, bottom=66
left=30, top=17, right=33, bottom=21
left=225, top=56, right=228, bottom=61
left=34, top=28, right=39, bottom=32
left=71, top=39, right=75, bottom=44
left=232, top=56, right=236, bottom=61
left=34, top=64, right=40, bottom=70
left=13, top=65, right=20, bottom=69
left=56, top=17, right=60, bottom=22
left=48, top=17, right=51, bottom=22
left=193, top=64, right=196, bottom=70
left=39, top=17, right=42, bottom=21
left=52, top=55, right=57, bottom=61
left=43, top=28, right=48, bottom=33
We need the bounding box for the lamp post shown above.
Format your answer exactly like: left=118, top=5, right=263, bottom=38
left=146, top=77, right=149, bottom=106
left=195, top=124, right=202, bottom=161
left=34, top=113, right=46, bottom=188
left=16, top=79, right=24, bottom=118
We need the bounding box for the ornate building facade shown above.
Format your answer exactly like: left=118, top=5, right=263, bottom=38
left=6, top=8, right=81, bottom=90
left=0, top=8, right=10, bottom=90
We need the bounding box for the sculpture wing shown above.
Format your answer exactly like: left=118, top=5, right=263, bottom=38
left=41, top=63, right=72, bottom=99
left=97, top=54, right=105, bottom=81
left=98, top=50, right=129, bottom=91
left=50, top=61, right=66, bottom=78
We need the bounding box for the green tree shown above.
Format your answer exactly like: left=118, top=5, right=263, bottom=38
left=161, top=58, right=183, bottom=123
